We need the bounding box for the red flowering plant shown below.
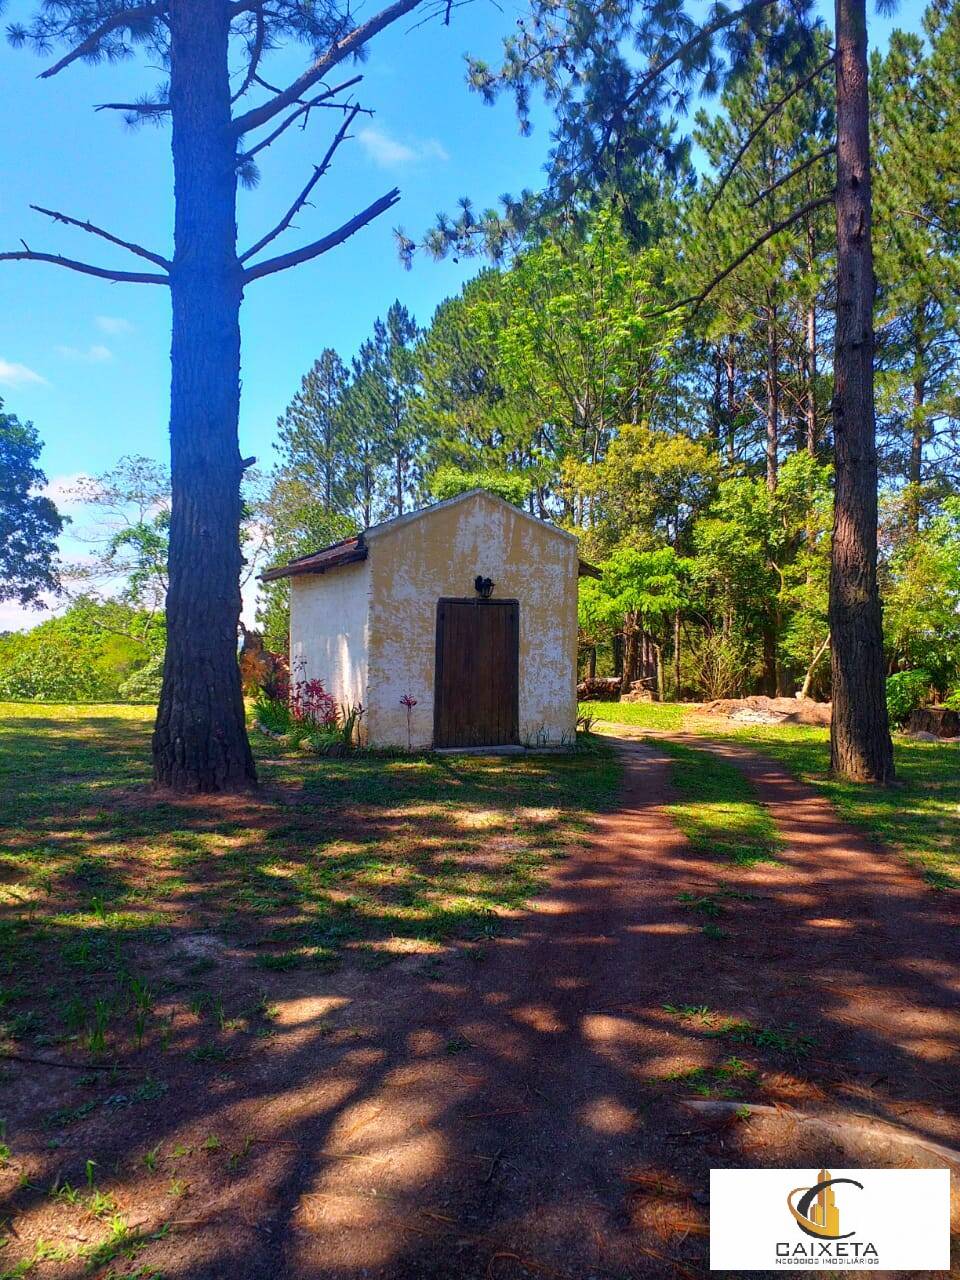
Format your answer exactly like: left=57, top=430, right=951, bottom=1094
left=291, top=677, right=337, bottom=727
left=252, top=656, right=336, bottom=739
left=400, top=692, right=418, bottom=751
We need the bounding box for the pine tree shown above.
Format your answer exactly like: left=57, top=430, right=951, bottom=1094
left=3, top=0, right=448, bottom=792
left=456, top=0, right=895, bottom=782
left=872, top=15, right=960, bottom=536
left=275, top=351, right=351, bottom=514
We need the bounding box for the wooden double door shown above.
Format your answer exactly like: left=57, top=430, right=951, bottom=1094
left=434, top=599, right=520, bottom=748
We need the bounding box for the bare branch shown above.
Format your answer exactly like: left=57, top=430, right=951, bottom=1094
left=240, top=104, right=361, bottom=262
left=38, top=3, right=166, bottom=79
left=231, top=6, right=266, bottom=104
left=231, top=0, right=422, bottom=137
left=30, top=204, right=171, bottom=269
left=237, top=75, right=363, bottom=163
left=746, top=146, right=834, bottom=208
left=660, top=195, right=835, bottom=316
left=706, top=55, right=834, bottom=216
left=243, top=188, right=400, bottom=282
left=0, top=249, right=168, bottom=285
left=95, top=100, right=170, bottom=116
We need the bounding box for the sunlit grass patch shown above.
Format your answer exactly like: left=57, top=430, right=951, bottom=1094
left=0, top=703, right=620, bottom=1072
left=699, top=723, right=960, bottom=889
left=579, top=700, right=689, bottom=730
left=659, top=740, right=781, bottom=868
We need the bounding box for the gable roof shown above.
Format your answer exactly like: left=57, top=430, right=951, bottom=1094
left=260, top=534, right=367, bottom=582
left=260, top=489, right=600, bottom=582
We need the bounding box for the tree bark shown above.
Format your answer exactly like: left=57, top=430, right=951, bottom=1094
left=800, top=631, right=831, bottom=700
left=805, top=224, right=819, bottom=457
left=907, top=360, right=925, bottom=537
left=765, top=294, right=779, bottom=491
left=673, top=608, right=681, bottom=699
left=153, top=0, right=256, bottom=792
left=621, top=615, right=639, bottom=694
left=828, top=0, right=894, bottom=784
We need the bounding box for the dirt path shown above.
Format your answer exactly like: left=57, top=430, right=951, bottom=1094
left=110, top=735, right=953, bottom=1280
left=7, top=739, right=958, bottom=1278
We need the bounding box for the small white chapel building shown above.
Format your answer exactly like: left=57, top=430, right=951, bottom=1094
left=262, top=489, right=596, bottom=750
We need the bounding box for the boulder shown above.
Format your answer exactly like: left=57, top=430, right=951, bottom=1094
left=700, top=695, right=832, bottom=726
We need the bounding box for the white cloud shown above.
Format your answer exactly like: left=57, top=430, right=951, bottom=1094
left=0, top=597, right=54, bottom=633
left=95, top=316, right=134, bottom=336
left=55, top=344, right=113, bottom=363
left=43, top=473, right=95, bottom=509
left=357, top=126, right=449, bottom=169
left=0, top=358, right=46, bottom=388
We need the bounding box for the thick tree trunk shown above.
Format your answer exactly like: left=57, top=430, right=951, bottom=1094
left=828, top=0, right=894, bottom=784
left=153, top=0, right=256, bottom=793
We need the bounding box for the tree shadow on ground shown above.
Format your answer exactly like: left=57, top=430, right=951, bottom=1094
left=0, top=722, right=956, bottom=1278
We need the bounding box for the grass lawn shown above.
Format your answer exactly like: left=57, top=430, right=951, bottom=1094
left=0, top=701, right=618, bottom=1066
left=658, top=738, right=782, bottom=871
left=578, top=699, right=688, bottom=730
left=707, top=722, right=960, bottom=890
left=580, top=699, right=960, bottom=890
left=0, top=703, right=625, bottom=1276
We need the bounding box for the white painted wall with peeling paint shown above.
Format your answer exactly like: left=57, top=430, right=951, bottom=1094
left=289, top=491, right=578, bottom=749
left=289, top=557, right=371, bottom=727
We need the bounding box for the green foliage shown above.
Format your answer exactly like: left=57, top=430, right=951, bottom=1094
left=885, top=670, right=932, bottom=727
left=0, top=599, right=164, bottom=702
left=252, top=691, right=294, bottom=736
left=64, top=456, right=170, bottom=611
left=0, top=400, right=64, bottom=606
left=883, top=498, right=960, bottom=688
left=117, top=654, right=164, bottom=703
left=429, top=465, right=529, bottom=507
left=579, top=545, right=690, bottom=634
left=692, top=453, right=833, bottom=692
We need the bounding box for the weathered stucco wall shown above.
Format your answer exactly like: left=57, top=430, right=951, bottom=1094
left=289, top=559, right=371, bottom=732
left=365, top=491, right=578, bottom=748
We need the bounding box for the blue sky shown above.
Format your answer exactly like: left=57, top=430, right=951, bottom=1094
left=0, top=0, right=919, bottom=629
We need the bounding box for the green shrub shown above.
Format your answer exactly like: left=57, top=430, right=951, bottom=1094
left=0, top=599, right=163, bottom=702
left=0, top=641, right=110, bottom=701
left=885, top=669, right=932, bottom=726
left=945, top=688, right=960, bottom=712
left=117, top=655, right=164, bottom=702
left=252, top=692, right=293, bottom=736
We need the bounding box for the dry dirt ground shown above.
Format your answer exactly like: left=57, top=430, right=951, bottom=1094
left=3, top=737, right=959, bottom=1279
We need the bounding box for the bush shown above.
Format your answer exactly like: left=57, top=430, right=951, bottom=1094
left=252, top=687, right=365, bottom=753
left=687, top=632, right=750, bottom=701
left=944, top=688, right=960, bottom=712
left=252, top=690, right=294, bottom=736
left=885, top=669, right=932, bottom=726
left=117, top=655, right=164, bottom=702
left=0, top=641, right=110, bottom=701
left=0, top=599, right=163, bottom=702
